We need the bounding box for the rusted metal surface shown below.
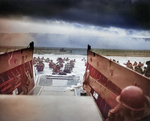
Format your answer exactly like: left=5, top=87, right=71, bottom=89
left=87, top=50, right=150, bottom=97
left=0, top=46, right=35, bottom=94
left=88, top=76, right=118, bottom=108
left=0, top=48, right=33, bottom=74
left=0, top=74, right=21, bottom=94
left=83, top=48, right=150, bottom=120
left=87, top=63, right=121, bottom=95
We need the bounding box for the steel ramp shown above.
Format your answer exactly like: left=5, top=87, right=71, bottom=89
left=0, top=95, right=103, bottom=121
left=28, top=74, right=80, bottom=96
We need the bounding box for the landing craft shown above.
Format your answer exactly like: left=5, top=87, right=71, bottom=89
left=0, top=42, right=102, bottom=121
left=0, top=42, right=35, bottom=95
left=83, top=45, right=150, bottom=120
left=0, top=43, right=150, bottom=121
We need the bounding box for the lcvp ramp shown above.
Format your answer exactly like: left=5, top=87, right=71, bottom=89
left=28, top=74, right=80, bottom=96
left=0, top=74, right=103, bottom=121
left=0, top=96, right=103, bottom=121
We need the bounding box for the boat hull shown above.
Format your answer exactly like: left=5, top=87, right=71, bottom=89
left=83, top=46, right=150, bottom=119
left=0, top=45, right=35, bottom=95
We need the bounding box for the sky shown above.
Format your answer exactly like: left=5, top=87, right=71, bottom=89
left=0, top=0, right=150, bottom=50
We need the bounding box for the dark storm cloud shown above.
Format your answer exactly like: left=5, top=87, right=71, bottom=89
left=0, top=0, right=150, bottom=29
left=0, top=0, right=73, bottom=17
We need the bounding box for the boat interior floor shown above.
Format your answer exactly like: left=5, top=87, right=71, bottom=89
left=0, top=75, right=103, bottom=121
left=0, top=95, right=103, bottom=121
left=28, top=74, right=82, bottom=96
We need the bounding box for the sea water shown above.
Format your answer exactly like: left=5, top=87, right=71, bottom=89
left=33, top=54, right=150, bottom=85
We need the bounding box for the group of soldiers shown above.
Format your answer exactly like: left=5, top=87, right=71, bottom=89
left=33, top=57, right=45, bottom=72
left=105, top=60, right=150, bottom=120
left=49, top=58, right=63, bottom=74
left=33, top=56, right=76, bottom=75
left=63, top=60, right=75, bottom=73
left=49, top=57, right=75, bottom=74
left=124, top=60, right=150, bottom=77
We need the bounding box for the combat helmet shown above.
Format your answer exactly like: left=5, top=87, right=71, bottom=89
left=116, top=86, right=145, bottom=111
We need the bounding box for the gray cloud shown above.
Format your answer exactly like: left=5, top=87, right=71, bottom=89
left=0, top=32, right=149, bottom=50
left=31, top=33, right=150, bottom=50
left=0, top=14, right=149, bottom=50
left=0, top=0, right=150, bottom=29
left=0, top=33, right=33, bottom=47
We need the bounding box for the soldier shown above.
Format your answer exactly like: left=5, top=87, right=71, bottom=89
left=65, top=57, right=69, bottom=61
left=49, top=60, right=54, bottom=68
left=143, top=67, right=147, bottom=75
left=36, top=60, right=44, bottom=72
left=124, top=60, right=131, bottom=66
left=128, top=63, right=133, bottom=70
left=64, top=63, right=71, bottom=73
left=106, top=86, right=150, bottom=121
left=145, top=61, right=150, bottom=77
left=57, top=57, right=64, bottom=63
left=113, top=59, right=116, bottom=62
left=133, top=61, right=137, bottom=66
left=41, top=57, right=45, bottom=61
left=124, top=60, right=133, bottom=70
left=37, top=57, right=40, bottom=62
left=52, top=64, right=57, bottom=73
left=135, top=66, right=143, bottom=74
left=70, top=60, right=75, bottom=68
left=138, top=62, right=144, bottom=67
left=56, top=65, right=61, bottom=72
left=33, top=57, right=37, bottom=64
left=45, top=58, right=50, bottom=63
